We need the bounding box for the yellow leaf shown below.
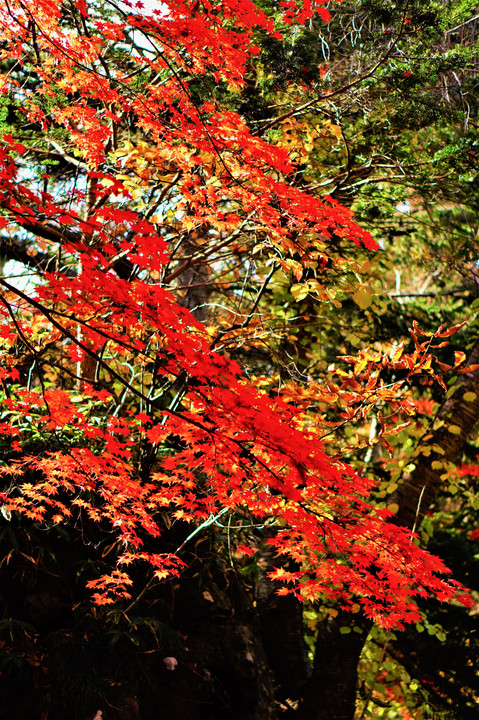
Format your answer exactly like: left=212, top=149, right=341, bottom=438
left=463, top=391, right=477, bottom=402
left=352, top=287, right=373, bottom=309
left=391, top=342, right=404, bottom=362
left=323, top=120, right=342, bottom=140
left=291, top=283, right=309, bottom=302
left=328, top=123, right=342, bottom=140
left=448, top=425, right=462, bottom=435
left=353, top=358, right=368, bottom=374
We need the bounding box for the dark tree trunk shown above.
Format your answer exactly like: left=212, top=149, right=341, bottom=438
left=256, top=547, right=311, bottom=705
left=297, top=612, right=367, bottom=720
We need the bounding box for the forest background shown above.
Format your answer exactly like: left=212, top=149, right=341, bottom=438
left=0, top=0, right=478, bottom=718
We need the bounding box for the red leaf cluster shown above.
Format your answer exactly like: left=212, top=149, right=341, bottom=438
left=0, top=0, right=471, bottom=625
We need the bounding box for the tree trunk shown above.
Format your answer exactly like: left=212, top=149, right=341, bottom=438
left=257, top=547, right=311, bottom=705
left=174, top=233, right=211, bottom=323
left=297, top=612, right=367, bottom=720
left=396, top=337, right=479, bottom=528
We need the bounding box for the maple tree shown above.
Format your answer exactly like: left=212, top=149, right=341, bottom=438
left=0, top=0, right=478, bottom=718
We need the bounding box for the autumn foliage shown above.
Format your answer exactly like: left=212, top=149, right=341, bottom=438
left=0, top=0, right=471, bottom=629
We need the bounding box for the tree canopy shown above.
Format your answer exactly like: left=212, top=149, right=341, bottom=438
left=0, top=1, right=478, bottom=718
